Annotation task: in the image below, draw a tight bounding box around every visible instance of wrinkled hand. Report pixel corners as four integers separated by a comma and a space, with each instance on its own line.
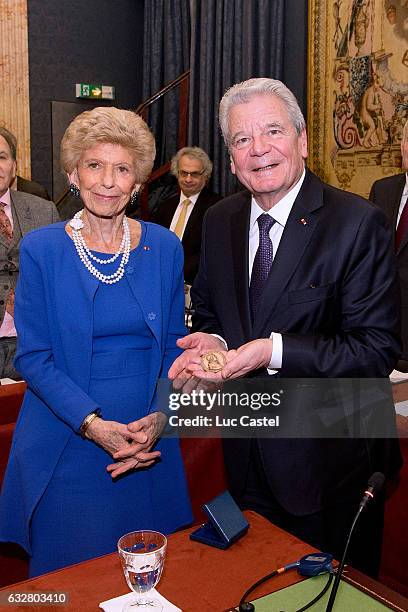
219, 339, 273, 379
186, 339, 272, 381
168, 333, 226, 391
106, 412, 167, 478
186, 349, 235, 382
190, 338, 272, 381
85, 417, 132, 456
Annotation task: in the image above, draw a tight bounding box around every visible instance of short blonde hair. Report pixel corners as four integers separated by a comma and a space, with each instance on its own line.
60, 107, 156, 183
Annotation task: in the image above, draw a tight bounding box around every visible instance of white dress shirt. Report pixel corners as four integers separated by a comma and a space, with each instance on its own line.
169, 191, 200, 238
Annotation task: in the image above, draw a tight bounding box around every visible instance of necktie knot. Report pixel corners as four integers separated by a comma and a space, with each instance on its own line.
257, 213, 275, 234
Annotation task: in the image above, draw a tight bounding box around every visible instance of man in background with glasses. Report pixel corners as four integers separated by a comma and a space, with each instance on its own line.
151, 146, 219, 285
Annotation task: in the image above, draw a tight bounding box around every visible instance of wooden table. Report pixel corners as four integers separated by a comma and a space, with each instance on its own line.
0, 512, 407, 612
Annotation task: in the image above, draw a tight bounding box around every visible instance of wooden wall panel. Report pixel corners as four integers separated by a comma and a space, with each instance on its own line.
0, 0, 30, 178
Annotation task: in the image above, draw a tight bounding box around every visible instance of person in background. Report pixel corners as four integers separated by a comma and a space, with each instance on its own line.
169, 78, 401, 578
369, 119, 408, 371
0, 108, 191, 576
151, 146, 220, 284
0, 127, 58, 379
0, 125, 51, 200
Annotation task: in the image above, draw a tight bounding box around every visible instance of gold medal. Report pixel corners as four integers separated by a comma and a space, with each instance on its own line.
201, 351, 226, 372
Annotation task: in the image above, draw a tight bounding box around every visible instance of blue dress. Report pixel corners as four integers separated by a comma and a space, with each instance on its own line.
0, 221, 192, 577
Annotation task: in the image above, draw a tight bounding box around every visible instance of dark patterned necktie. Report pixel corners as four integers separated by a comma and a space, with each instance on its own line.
0, 204, 14, 319
0, 203, 13, 241
395, 196, 408, 252
250, 213, 275, 321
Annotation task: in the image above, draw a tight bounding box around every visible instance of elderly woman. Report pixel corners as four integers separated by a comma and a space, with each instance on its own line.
0, 107, 192, 576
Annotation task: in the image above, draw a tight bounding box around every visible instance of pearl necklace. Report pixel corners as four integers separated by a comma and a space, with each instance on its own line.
69, 209, 131, 284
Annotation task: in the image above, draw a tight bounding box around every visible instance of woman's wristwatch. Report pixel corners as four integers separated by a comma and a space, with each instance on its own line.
80, 411, 100, 438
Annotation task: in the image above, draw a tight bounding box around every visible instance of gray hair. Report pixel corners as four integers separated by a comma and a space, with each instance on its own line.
170, 146, 212, 181
219, 78, 306, 147
0, 127, 17, 160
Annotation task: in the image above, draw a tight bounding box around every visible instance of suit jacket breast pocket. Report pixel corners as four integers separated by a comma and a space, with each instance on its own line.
288, 283, 335, 304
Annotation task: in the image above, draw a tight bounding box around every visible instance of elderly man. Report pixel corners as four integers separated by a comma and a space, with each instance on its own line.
369, 120, 408, 371
169, 78, 401, 577
151, 146, 219, 284
0, 127, 59, 378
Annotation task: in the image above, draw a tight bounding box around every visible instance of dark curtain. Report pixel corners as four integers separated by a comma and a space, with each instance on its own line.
188, 0, 285, 196
142, 0, 305, 197
143, 0, 191, 168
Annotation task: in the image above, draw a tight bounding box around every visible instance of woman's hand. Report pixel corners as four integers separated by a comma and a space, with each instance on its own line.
106, 412, 167, 478
85, 417, 132, 455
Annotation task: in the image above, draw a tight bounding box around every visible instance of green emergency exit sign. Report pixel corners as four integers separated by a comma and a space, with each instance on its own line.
76, 83, 115, 100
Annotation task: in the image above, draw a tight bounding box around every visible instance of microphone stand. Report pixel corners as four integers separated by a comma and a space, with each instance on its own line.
325, 509, 361, 612
325, 472, 384, 612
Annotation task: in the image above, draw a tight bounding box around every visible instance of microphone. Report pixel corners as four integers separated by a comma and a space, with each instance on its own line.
325, 472, 385, 612
359, 471, 385, 511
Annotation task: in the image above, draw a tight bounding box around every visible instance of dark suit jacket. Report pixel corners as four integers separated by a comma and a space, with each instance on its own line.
369, 173, 408, 364
16, 176, 51, 201
151, 187, 220, 284
192, 170, 401, 515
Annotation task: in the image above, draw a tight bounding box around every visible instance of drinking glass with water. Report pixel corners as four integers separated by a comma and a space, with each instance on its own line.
118, 530, 167, 610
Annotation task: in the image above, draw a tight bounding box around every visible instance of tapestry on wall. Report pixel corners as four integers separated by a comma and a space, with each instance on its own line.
308, 0, 408, 198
